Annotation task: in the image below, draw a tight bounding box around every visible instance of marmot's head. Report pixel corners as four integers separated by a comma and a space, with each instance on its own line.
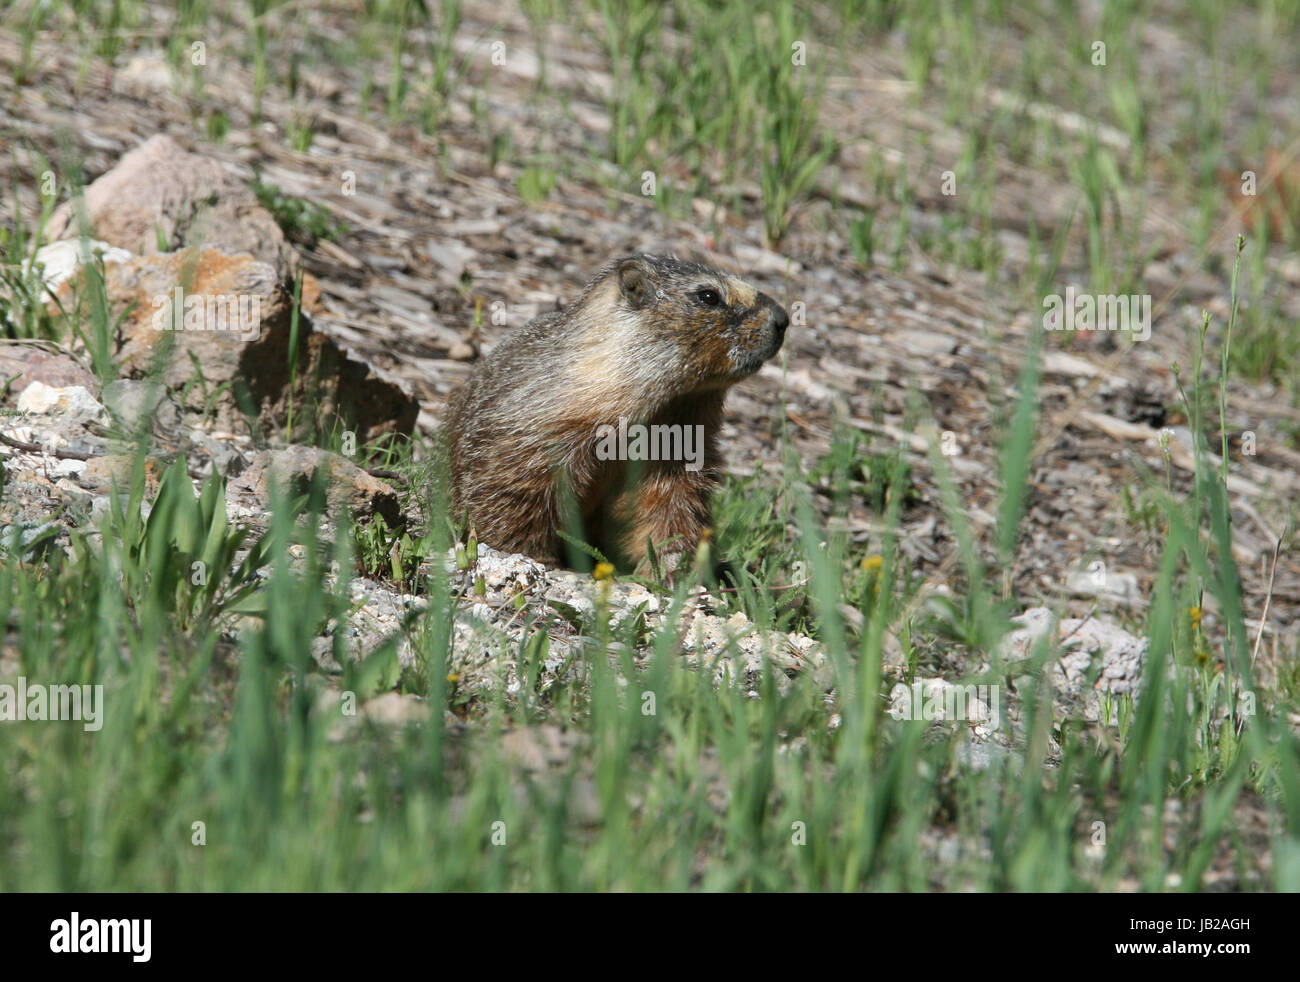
581, 254, 788, 398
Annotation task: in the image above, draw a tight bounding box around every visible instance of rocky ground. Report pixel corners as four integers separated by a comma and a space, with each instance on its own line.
0, 3, 1297, 822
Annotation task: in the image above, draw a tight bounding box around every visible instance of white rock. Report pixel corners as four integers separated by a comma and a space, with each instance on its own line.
25, 239, 132, 291
1065, 567, 1142, 606
16, 381, 107, 424
997, 606, 1149, 705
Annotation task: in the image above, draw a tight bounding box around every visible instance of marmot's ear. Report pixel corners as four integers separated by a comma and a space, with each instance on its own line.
617, 258, 653, 309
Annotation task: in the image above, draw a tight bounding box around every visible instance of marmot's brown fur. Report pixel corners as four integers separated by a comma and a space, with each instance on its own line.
446, 254, 788, 570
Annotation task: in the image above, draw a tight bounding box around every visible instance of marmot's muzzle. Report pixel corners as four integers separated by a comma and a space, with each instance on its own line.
759, 292, 789, 358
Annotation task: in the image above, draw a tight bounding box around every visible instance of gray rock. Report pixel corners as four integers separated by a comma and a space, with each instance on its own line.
101, 379, 182, 435
227, 446, 401, 525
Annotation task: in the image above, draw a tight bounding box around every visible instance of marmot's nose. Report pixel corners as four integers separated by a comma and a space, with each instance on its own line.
763, 294, 789, 334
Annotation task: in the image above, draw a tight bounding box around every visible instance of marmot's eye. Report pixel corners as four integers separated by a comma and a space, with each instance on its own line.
694, 288, 722, 307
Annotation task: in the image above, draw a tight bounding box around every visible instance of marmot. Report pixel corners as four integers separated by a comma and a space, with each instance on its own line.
446, 254, 788, 571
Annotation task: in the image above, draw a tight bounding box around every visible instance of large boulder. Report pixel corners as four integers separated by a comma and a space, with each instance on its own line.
46, 134, 297, 284
57, 247, 416, 444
